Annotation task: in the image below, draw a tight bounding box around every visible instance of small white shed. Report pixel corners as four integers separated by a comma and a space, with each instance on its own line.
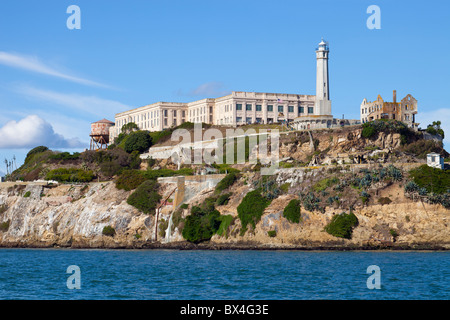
427, 152, 444, 170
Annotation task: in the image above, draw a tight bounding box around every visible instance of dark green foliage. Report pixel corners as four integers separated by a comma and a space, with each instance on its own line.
267, 230, 277, 237
25, 146, 49, 164
409, 165, 450, 194
115, 170, 147, 191
378, 197, 392, 205
324, 212, 359, 239
124, 130, 153, 153
283, 199, 301, 223
102, 225, 116, 237
23, 191, 31, 198
0, 220, 10, 232
216, 193, 232, 206
180, 203, 189, 209
49, 152, 80, 161
215, 172, 239, 194
426, 121, 445, 138
45, 168, 95, 183
361, 124, 377, 138
126, 179, 162, 214
182, 198, 222, 243
121, 122, 139, 133
237, 189, 271, 234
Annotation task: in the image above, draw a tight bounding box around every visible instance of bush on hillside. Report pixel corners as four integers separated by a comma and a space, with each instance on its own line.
324, 211, 359, 239
283, 199, 301, 223
45, 168, 95, 183
237, 189, 271, 234
408, 164, 450, 194
126, 179, 162, 214
24, 146, 49, 164
215, 172, 239, 194
124, 130, 153, 153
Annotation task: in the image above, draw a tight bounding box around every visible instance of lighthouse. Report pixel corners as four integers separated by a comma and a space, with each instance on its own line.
315, 38, 332, 116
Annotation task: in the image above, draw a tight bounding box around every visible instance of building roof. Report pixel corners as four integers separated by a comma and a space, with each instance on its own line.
93, 118, 115, 124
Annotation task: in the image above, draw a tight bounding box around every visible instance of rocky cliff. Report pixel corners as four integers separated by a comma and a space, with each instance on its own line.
0, 173, 448, 250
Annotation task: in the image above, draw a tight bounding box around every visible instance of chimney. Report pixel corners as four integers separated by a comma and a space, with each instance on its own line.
393, 90, 397, 103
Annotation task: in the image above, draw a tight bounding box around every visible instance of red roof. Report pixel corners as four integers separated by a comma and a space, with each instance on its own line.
93, 118, 115, 124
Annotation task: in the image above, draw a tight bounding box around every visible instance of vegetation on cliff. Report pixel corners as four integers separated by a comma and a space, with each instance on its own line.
324, 211, 359, 239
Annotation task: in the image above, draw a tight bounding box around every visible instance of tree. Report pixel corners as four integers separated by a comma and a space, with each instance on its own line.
426, 121, 445, 138
123, 130, 153, 153
121, 122, 139, 134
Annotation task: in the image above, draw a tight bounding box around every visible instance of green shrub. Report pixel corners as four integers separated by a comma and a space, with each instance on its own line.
362, 124, 377, 138
49, 152, 80, 161
115, 170, 147, 191
216, 215, 233, 237
45, 168, 94, 183
313, 177, 339, 192
216, 193, 231, 206
25, 146, 49, 164
237, 189, 270, 234
409, 164, 450, 194
267, 230, 277, 237
180, 203, 189, 209
378, 197, 392, 205
23, 191, 31, 198
102, 225, 116, 237
283, 199, 301, 223
0, 220, 10, 232
126, 179, 162, 214
324, 211, 359, 239
182, 208, 222, 243
124, 130, 153, 153
0, 204, 7, 214
215, 172, 239, 194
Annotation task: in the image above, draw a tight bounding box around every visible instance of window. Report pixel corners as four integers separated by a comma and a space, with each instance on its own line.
173, 110, 177, 117
236, 104, 242, 110
308, 107, 314, 114
298, 106, 304, 114
164, 110, 168, 117
164, 119, 168, 126
278, 106, 284, 113
256, 118, 262, 123
256, 105, 262, 112
288, 106, 294, 113
210, 106, 213, 113
246, 117, 252, 124
246, 104, 252, 111
182, 111, 185, 117
236, 117, 242, 123
267, 105, 273, 112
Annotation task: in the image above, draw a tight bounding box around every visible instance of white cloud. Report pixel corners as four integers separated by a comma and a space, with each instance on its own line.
183, 81, 231, 97
0, 51, 109, 88
16, 85, 130, 118
0, 115, 85, 149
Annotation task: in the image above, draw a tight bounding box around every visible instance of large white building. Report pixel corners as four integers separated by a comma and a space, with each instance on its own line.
110, 39, 353, 142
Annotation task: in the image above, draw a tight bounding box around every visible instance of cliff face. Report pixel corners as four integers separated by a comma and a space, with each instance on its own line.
0, 182, 158, 248
0, 176, 448, 249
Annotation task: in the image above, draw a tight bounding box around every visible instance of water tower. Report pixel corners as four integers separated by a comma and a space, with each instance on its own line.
90, 119, 114, 150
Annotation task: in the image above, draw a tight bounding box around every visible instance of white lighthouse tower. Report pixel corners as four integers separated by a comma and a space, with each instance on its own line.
315, 38, 332, 116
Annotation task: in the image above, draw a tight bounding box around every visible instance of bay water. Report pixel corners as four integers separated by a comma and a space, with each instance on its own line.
0, 249, 448, 300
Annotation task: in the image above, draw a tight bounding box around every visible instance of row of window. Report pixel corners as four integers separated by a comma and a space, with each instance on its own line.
236, 104, 314, 114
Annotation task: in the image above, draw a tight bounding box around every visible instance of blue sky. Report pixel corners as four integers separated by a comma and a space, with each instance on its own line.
0, 0, 449, 175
